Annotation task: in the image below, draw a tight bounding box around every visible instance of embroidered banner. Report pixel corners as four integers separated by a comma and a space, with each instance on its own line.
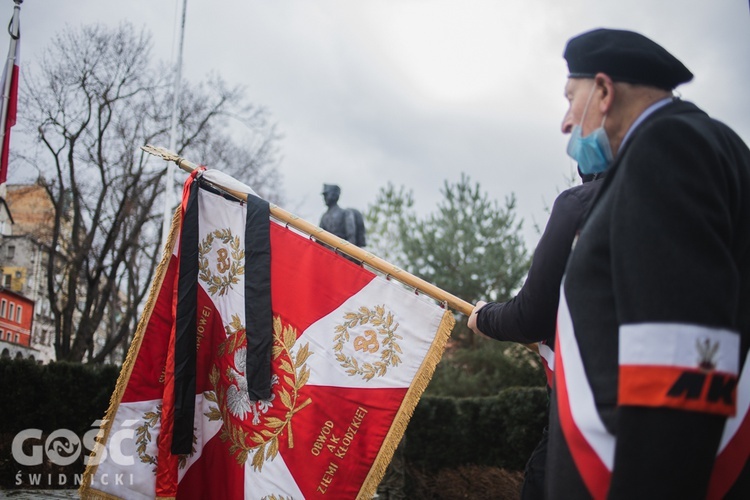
80, 173, 454, 499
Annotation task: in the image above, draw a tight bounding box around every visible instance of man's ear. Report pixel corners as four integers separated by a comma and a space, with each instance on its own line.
594, 73, 615, 113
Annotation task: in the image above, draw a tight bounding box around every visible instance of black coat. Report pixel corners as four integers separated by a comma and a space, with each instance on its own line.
548, 99, 750, 499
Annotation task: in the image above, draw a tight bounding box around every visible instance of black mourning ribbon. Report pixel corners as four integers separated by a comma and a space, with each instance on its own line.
244, 193, 272, 401
172, 176, 200, 455
172, 182, 273, 455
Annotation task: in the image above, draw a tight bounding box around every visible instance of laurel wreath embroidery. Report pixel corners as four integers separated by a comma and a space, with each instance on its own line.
135, 405, 195, 471
204, 315, 313, 471
198, 228, 245, 296
333, 305, 402, 381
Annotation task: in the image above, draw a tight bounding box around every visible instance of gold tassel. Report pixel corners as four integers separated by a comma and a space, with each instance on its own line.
79, 208, 182, 499
356, 309, 455, 499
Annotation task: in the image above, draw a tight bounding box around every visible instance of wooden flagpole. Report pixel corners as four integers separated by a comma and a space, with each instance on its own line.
142, 144, 476, 316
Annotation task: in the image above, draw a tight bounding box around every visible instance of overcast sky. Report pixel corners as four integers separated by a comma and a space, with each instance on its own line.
9, 0, 750, 248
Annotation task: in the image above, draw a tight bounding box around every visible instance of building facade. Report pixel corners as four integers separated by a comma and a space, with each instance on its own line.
1, 184, 56, 362
0, 287, 42, 361
1, 182, 129, 364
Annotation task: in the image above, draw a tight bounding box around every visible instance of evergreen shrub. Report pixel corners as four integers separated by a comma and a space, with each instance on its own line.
405, 387, 548, 472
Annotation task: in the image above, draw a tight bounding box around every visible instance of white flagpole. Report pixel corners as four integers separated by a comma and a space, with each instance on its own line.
0, 0, 21, 200
160, 0, 188, 249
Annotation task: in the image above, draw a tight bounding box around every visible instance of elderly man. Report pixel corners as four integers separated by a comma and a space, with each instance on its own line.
549, 29, 750, 499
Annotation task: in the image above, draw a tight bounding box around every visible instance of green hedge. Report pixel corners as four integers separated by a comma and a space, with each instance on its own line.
405, 387, 549, 471
0, 359, 120, 489
0, 358, 119, 435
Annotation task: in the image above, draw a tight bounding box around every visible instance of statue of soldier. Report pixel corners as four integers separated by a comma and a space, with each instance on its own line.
319, 184, 365, 247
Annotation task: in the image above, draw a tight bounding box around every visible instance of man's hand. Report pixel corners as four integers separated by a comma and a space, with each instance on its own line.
467, 300, 487, 335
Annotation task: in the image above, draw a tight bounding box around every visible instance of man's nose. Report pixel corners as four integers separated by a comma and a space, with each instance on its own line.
561, 112, 574, 134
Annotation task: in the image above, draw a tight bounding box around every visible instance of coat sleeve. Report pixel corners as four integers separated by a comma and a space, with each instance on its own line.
607, 116, 740, 498
476, 188, 587, 344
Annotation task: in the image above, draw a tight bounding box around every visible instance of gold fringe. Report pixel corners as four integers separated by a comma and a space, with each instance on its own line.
79, 208, 182, 500
76, 488, 126, 500
357, 309, 455, 500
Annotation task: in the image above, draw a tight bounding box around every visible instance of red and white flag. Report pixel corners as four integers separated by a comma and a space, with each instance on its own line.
0, 1, 20, 190
81, 169, 454, 499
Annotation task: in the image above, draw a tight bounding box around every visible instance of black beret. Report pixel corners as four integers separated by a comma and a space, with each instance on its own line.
564, 28, 693, 90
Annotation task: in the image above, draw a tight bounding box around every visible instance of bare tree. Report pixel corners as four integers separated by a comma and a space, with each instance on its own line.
21, 23, 283, 362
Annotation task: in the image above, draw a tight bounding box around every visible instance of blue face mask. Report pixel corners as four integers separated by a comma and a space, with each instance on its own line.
566, 123, 613, 175
566, 84, 613, 175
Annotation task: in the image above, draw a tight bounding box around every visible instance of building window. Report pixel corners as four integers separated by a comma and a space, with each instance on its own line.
16, 306, 22, 323
15, 333, 19, 343
8, 303, 14, 320
0, 329, 3, 339
0, 299, 5, 317
6, 245, 15, 259
3, 275, 9, 287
